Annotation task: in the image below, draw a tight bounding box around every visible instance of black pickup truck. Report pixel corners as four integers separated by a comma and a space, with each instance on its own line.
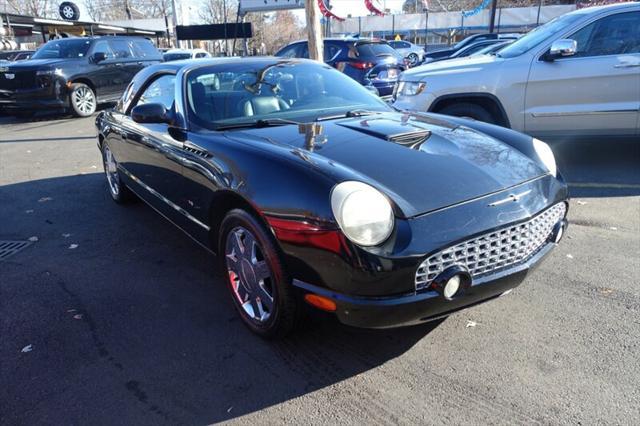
0, 36, 162, 117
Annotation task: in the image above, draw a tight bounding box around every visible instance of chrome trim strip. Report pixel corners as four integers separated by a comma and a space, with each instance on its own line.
119, 167, 210, 231
488, 189, 532, 207
531, 109, 637, 118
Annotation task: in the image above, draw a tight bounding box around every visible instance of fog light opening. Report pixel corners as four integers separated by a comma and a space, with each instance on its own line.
554, 224, 564, 243
444, 275, 461, 299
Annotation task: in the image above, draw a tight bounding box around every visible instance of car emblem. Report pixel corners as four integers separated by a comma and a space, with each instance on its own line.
488, 189, 532, 207
4, 73, 15, 80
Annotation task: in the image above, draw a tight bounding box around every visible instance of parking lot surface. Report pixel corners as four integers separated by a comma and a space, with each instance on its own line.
1, 113, 639, 424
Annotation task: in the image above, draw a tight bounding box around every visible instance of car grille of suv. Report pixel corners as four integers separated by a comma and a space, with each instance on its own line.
415, 203, 566, 292
0, 71, 36, 91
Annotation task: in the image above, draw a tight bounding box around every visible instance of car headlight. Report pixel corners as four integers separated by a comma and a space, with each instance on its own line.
331, 181, 394, 246
397, 81, 426, 97
532, 138, 557, 177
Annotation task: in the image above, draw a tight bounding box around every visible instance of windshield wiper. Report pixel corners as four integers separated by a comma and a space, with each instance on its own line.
316, 109, 378, 121
215, 118, 300, 131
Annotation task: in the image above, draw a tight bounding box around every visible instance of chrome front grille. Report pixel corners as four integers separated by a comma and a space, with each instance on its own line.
415, 203, 566, 292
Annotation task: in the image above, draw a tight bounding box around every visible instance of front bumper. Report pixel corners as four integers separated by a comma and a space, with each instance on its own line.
294, 240, 556, 329
0, 84, 68, 111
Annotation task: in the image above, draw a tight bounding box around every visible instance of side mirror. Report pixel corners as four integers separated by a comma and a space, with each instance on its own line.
92, 52, 107, 63
131, 103, 172, 124
545, 39, 577, 61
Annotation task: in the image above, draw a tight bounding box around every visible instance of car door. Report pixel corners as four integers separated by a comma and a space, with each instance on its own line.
87, 40, 120, 100
108, 38, 141, 95
524, 10, 640, 139
116, 74, 187, 223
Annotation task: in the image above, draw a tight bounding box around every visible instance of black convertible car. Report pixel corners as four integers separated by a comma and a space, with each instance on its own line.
95, 58, 569, 338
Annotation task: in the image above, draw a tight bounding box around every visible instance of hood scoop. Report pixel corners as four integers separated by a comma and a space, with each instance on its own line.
387, 130, 431, 149
337, 117, 432, 150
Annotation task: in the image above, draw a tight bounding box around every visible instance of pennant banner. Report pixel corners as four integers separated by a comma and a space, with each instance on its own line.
364, 0, 385, 17
318, 0, 345, 21
461, 0, 491, 18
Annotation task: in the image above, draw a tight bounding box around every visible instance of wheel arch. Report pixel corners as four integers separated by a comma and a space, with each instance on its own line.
207, 189, 274, 254
429, 93, 511, 128
69, 77, 97, 97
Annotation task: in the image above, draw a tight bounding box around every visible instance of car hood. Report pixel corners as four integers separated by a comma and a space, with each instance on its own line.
3, 58, 81, 70
224, 112, 545, 218
400, 54, 501, 80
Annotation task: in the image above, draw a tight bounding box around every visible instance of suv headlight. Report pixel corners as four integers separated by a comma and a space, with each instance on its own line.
397, 81, 426, 96
331, 181, 394, 247
532, 138, 557, 177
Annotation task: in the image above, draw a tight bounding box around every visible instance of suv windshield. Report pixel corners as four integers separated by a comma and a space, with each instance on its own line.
186, 60, 390, 130
32, 39, 91, 59
498, 12, 588, 58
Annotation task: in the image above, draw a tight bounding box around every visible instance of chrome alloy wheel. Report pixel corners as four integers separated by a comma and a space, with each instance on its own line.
61, 5, 74, 19
225, 226, 274, 323
103, 146, 120, 197
72, 86, 96, 115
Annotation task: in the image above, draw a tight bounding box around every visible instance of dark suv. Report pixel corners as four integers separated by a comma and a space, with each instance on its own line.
0, 36, 162, 117
275, 38, 406, 97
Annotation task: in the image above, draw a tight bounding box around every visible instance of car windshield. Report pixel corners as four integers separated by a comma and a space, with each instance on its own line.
164, 52, 192, 61
32, 39, 91, 59
356, 42, 401, 58
498, 12, 588, 58
186, 60, 391, 130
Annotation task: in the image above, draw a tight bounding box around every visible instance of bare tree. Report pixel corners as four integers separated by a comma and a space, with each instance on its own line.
3, 0, 57, 17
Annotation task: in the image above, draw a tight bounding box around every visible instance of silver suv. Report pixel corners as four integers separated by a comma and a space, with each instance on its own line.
393, 3, 640, 140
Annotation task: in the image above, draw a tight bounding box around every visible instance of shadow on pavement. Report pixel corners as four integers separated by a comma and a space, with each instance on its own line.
0, 173, 440, 424
550, 139, 640, 198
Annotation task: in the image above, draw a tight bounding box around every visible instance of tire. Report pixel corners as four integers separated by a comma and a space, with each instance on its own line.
407, 53, 419, 66
219, 209, 300, 338
438, 102, 497, 125
59, 2, 80, 21
101, 143, 135, 204
69, 83, 96, 117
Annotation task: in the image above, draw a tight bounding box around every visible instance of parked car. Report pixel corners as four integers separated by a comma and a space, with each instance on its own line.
0, 50, 34, 62
394, 3, 640, 140
275, 38, 406, 97
469, 40, 514, 57
95, 57, 568, 337
439, 39, 514, 62
163, 48, 211, 61
388, 40, 425, 66
423, 33, 518, 63
0, 36, 162, 117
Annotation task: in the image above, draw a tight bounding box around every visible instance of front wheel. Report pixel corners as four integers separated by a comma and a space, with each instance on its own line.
407, 53, 419, 66
438, 102, 496, 125
219, 209, 300, 338
69, 83, 96, 117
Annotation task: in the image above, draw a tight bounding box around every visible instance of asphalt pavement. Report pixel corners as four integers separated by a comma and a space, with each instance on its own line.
1, 113, 639, 425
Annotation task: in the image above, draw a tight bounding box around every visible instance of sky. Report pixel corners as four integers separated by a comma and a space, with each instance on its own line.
75, 0, 408, 23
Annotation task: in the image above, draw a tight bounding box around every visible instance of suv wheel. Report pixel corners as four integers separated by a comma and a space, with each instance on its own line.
69, 83, 96, 117
439, 102, 496, 125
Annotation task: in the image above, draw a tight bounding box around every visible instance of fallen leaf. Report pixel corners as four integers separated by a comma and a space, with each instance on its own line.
465, 320, 478, 328
67, 309, 77, 313
577, 200, 587, 205
26, 150, 31, 153
28, 236, 39, 242
609, 227, 618, 231
73, 314, 83, 320
90, 165, 97, 169
25, 209, 34, 214
38, 197, 52, 203
21, 344, 33, 353
62, 233, 71, 238
598, 288, 614, 296
68, 244, 79, 249
566, 254, 574, 259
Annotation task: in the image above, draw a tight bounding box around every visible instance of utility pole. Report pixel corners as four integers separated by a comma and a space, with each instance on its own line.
124, 0, 132, 19
171, 0, 179, 48
305, 0, 323, 61
488, 0, 498, 33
